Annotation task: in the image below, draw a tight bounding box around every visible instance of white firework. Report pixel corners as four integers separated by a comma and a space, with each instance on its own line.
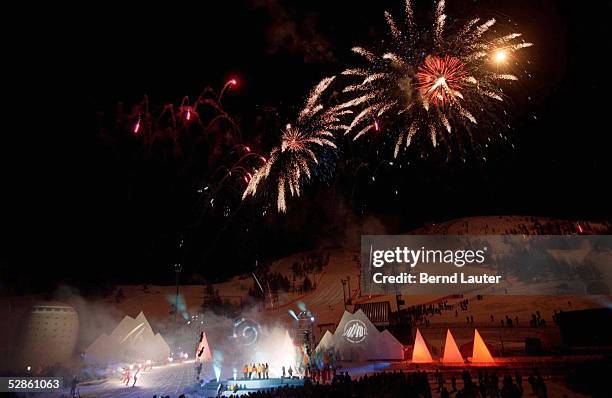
340, 0, 533, 157
243, 77, 346, 212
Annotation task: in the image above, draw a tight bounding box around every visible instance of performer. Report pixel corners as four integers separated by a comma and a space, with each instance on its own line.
216, 382, 223, 397
243, 364, 248, 379
132, 368, 140, 387
70, 375, 78, 396
196, 362, 203, 382
124, 368, 131, 386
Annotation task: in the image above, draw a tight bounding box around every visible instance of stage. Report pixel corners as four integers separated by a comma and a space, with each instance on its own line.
198, 377, 305, 397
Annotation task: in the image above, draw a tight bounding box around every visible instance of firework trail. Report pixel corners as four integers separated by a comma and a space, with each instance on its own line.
242, 77, 347, 212
340, 0, 532, 157
116, 80, 257, 225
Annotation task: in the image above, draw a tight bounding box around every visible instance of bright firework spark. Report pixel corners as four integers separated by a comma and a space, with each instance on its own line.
242, 76, 346, 212
492, 49, 508, 64
340, 0, 532, 157
416, 55, 467, 108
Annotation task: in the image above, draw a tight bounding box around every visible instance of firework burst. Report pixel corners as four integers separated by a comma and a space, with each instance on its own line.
340, 0, 532, 157
242, 77, 347, 212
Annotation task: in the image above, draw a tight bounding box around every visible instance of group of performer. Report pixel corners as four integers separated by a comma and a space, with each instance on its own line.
119, 361, 152, 387
120, 367, 141, 387
304, 364, 335, 384
281, 365, 294, 379
242, 363, 270, 379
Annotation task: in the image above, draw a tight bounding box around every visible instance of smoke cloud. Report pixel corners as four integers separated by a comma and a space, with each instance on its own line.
53, 285, 123, 353
252, 0, 335, 62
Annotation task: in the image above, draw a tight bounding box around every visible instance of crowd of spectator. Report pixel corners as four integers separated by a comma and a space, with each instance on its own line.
219, 368, 548, 398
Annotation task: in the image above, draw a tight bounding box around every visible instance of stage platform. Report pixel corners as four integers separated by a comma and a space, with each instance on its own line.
198, 377, 305, 397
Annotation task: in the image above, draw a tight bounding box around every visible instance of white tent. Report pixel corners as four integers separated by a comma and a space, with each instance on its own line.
195, 331, 212, 363
315, 310, 403, 361
85, 311, 170, 363
317, 330, 334, 351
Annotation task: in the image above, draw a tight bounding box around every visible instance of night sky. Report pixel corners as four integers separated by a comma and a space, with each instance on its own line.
3, 0, 611, 293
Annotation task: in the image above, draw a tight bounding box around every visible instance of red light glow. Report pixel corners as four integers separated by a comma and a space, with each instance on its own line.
472, 329, 495, 364
442, 329, 464, 364
411, 328, 433, 363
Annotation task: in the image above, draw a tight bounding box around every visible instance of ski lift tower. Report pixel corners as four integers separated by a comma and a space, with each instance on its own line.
297, 310, 315, 356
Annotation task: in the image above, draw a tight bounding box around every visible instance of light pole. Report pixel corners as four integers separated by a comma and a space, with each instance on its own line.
174, 262, 182, 340
341, 279, 347, 310
172, 235, 186, 350
346, 276, 352, 305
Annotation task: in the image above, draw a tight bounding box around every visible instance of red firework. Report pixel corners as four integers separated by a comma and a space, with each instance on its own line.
416, 55, 467, 107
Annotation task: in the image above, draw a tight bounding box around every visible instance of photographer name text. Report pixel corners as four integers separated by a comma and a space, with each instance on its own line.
372, 272, 501, 285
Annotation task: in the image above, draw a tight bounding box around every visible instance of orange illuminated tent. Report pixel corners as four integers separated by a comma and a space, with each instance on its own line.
471, 329, 495, 364
411, 328, 433, 363
442, 329, 464, 364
